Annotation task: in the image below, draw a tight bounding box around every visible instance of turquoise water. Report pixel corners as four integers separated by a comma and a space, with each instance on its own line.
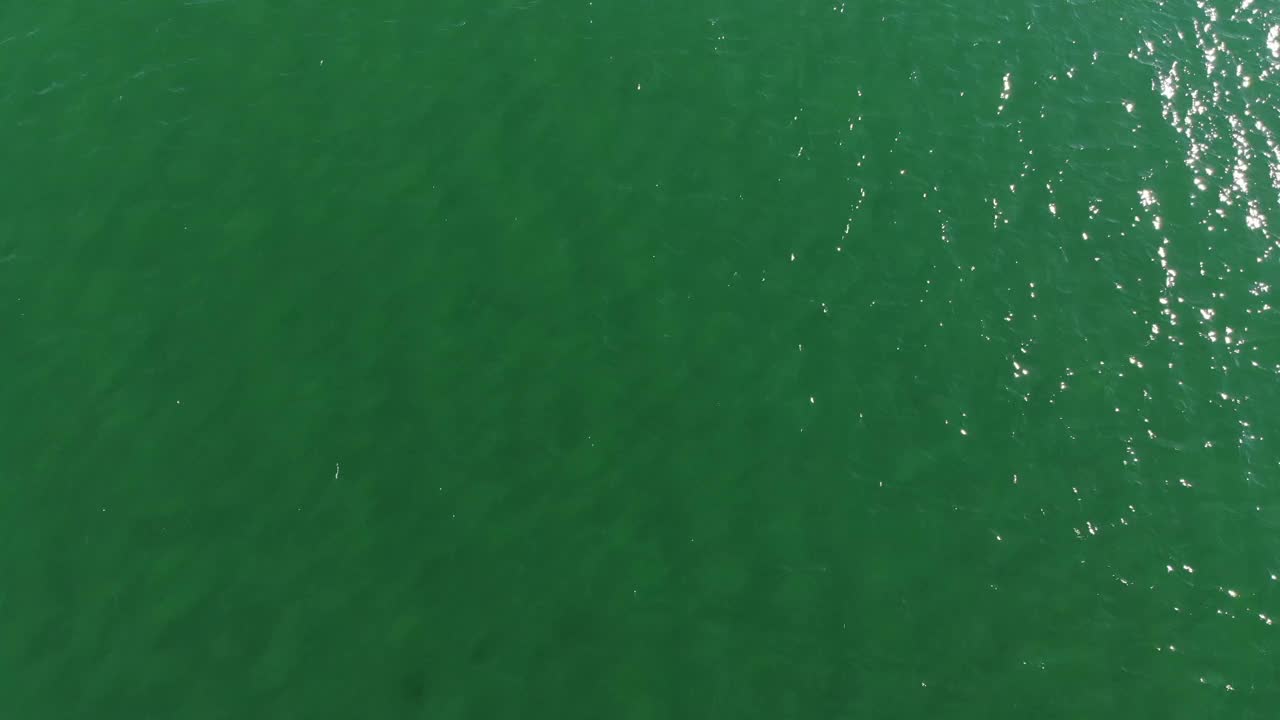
3, 0, 1280, 716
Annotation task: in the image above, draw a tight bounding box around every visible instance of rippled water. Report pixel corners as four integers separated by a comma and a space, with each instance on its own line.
2, 0, 1279, 716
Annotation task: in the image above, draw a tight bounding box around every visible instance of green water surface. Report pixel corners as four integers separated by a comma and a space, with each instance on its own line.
3, 0, 1280, 717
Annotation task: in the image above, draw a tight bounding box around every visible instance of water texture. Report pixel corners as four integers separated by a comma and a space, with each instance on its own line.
2, 0, 1279, 717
